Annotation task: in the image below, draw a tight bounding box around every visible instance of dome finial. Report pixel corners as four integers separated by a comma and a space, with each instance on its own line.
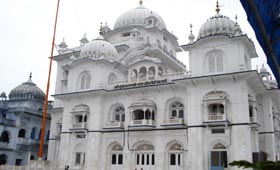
99, 22, 103, 36
29, 72, 32, 79
235, 15, 238, 25
216, 0, 220, 14
139, 0, 143, 5
190, 24, 193, 33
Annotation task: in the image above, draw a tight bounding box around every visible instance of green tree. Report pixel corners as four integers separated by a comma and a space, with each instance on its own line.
229, 160, 280, 170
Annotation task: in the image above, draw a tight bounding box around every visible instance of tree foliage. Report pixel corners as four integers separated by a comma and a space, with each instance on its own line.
229, 160, 280, 170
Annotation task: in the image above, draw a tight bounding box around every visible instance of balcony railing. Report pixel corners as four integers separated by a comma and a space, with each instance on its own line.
207, 114, 226, 121
0, 142, 9, 149
130, 119, 155, 127
163, 118, 185, 125
71, 123, 87, 130
17, 138, 30, 145
104, 121, 124, 129
0, 118, 16, 126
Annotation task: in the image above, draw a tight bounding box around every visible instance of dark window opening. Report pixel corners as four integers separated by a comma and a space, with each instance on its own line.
0, 131, 9, 143
111, 154, 116, 165
18, 129, 26, 138
170, 154, 176, 165
118, 154, 123, 165
15, 159, 22, 166
212, 129, 225, 134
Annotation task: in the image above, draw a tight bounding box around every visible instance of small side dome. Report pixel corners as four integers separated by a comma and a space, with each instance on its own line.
113, 2, 166, 30
80, 38, 118, 62
197, 2, 240, 39
260, 64, 268, 73
9, 74, 45, 102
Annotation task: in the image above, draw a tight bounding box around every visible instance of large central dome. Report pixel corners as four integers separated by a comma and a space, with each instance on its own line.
113, 3, 166, 30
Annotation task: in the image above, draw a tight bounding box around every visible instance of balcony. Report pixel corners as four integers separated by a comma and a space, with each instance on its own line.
70, 123, 88, 131
203, 114, 229, 126
0, 142, 10, 149
0, 118, 16, 127
250, 117, 260, 128
162, 118, 185, 127
17, 138, 30, 145
104, 121, 124, 129
129, 119, 155, 128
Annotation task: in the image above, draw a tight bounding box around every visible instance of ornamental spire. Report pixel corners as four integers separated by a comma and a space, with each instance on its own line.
235, 15, 238, 25
139, 0, 143, 5
216, 0, 220, 14
99, 22, 103, 36
29, 72, 32, 79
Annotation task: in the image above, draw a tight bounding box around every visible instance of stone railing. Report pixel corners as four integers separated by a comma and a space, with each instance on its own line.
131, 119, 155, 126
0, 118, 16, 126
72, 123, 87, 129
207, 114, 226, 121
163, 118, 184, 124
104, 121, 124, 128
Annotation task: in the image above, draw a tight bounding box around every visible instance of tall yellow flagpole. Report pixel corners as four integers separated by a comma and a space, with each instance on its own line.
38, 0, 61, 159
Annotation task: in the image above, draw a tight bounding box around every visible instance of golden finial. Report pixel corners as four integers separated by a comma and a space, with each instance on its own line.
139, 0, 143, 5
216, 0, 220, 13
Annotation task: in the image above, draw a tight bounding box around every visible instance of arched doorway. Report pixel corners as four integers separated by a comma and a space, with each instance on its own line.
134, 143, 155, 170
210, 143, 228, 170
0, 154, 7, 165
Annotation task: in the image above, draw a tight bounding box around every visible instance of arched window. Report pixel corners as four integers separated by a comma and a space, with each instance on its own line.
148, 67, 155, 80
139, 67, 147, 81
38, 129, 42, 140
18, 129, 26, 138
130, 69, 138, 82
208, 104, 224, 115
135, 143, 155, 169
168, 143, 184, 169
80, 72, 91, 90
74, 144, 86, 166
30, 127, 36, 139
158, 67, 163, 77
210, 143, 227, 169
46, 130, 50, 141
114, 106, 125, 122
207, 52, 223, 73
109, 143, 123, 169
108, 73, 117, 84
30, 155, 35, 160
170, 102, 184, 119
0, 154, 7, 165
0, 131, 9, 143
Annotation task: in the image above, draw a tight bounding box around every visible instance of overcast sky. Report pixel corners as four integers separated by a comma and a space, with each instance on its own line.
0, 0, 270, 98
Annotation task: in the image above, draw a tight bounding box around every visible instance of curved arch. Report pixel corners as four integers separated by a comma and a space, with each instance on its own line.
209, 139, 227, 150
165, 98, 184, 119
148, 66, 156, 80
0, 130, 10, 143
108, 141, 123, 151
73, 143, 86, 166
165, 140, 184, 151
108, 73, 117, 84
139, 67, 147, 81
30, 127, 36, 139
78, 71, 91, 90
18, 129, 26, 138
0, 154, 7, 165
108, 103, 125, 122
204, 50, 225, 73
133, 141, 154, 150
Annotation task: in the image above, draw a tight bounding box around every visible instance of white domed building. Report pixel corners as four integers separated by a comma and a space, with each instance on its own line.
0, 74, 51, 166
47, 1, 280, 170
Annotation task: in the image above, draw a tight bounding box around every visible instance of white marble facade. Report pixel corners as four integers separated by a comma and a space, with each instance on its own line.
47, 1, 280, 170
